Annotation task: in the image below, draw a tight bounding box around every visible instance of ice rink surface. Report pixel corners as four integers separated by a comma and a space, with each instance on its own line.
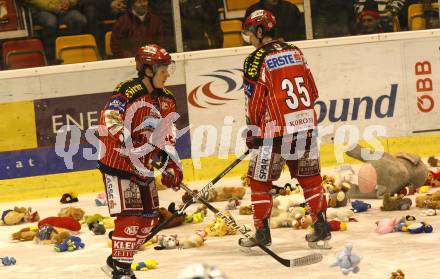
1, 168, 440, 279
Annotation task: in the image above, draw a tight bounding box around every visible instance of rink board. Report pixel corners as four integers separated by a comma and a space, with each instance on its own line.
0, 30, 440, 201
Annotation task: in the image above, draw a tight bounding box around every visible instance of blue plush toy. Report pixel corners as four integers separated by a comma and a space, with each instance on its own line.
407, 222, 433, 234
351, 200, 371, 213
330, 243, 361, 275
1, 256, 16, 266
55, 236, 85, 252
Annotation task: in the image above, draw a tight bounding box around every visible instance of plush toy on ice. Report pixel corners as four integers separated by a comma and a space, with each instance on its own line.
1, 256, 16, 266
330, 243, 361, 275
351, 200, 371, 213
1, 207, 40, 225
55, 236, 85, 252
131, 260, 158, 271
345, 144, 428, 199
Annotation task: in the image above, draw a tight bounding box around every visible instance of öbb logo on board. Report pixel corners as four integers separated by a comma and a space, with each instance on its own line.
415, 61, 434, 113
315, 84, 397, 123
188, 69, 242, 108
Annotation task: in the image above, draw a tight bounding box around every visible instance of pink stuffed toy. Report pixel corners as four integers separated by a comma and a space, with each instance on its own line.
375, 218, 398, 234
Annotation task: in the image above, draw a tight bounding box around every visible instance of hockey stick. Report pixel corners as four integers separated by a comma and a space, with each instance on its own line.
141, 150, 250, 244
155, 165, 323, 268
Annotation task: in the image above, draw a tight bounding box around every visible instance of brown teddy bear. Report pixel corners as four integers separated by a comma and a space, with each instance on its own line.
291, 207, 312, 230
390, 269, 405, 279
416, 190, 440, 209
58, 207, 85, 221
12, 226, 39, 241
157, 202, 186, 229
381, 193, 412, 211
327, 180, 351, 208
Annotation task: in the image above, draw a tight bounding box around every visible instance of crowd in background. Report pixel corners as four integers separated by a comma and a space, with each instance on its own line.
0, 0, 439, 67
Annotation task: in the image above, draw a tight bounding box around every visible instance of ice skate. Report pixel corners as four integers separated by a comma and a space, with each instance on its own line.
101, 255, 137, 279
306, 212, 332, 250
239, 219, 271, 255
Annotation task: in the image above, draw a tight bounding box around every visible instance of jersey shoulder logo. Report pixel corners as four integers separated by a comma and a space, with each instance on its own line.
116, 79, 145, 100
264, 49, 304, 71
244, 47, 267, 81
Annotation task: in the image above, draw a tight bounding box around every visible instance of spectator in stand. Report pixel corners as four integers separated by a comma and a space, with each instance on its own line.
354, 0, 406, 32
110, 0, 164, 58
179, 0, 223, 51
245, 0, 304, 42
357, 0, 384, 34
78, 0, 127, 57
425, 8, 439, 28
149, 0, 176, 52
311, 0, 355, 38
27, 0, 87, 64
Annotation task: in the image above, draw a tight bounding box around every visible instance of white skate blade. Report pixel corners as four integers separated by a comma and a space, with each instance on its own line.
101, 265, 113, 278
308, 240, 332, 250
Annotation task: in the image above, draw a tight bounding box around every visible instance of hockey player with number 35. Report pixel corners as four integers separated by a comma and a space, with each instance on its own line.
239, 10, 331, 250
97, 44, 183, 278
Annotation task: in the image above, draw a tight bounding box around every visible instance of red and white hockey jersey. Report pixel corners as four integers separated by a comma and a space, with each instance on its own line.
243, 41, 319, 139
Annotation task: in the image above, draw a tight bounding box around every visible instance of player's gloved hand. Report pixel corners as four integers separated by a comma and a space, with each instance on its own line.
161, 161, 183, 191
244, 128, 257, 150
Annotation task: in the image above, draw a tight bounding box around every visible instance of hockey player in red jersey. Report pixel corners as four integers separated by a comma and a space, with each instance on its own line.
97, 44, 183, 278
239, 10, 331, 250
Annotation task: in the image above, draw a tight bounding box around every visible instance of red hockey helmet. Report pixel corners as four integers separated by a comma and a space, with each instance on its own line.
243, 9, 276, 36
135, 44, 174, 73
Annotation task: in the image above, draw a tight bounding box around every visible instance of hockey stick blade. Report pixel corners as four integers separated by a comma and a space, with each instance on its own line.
289, 253, 323, 267
141, 150, 249, 244
174, 182, 322, 268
